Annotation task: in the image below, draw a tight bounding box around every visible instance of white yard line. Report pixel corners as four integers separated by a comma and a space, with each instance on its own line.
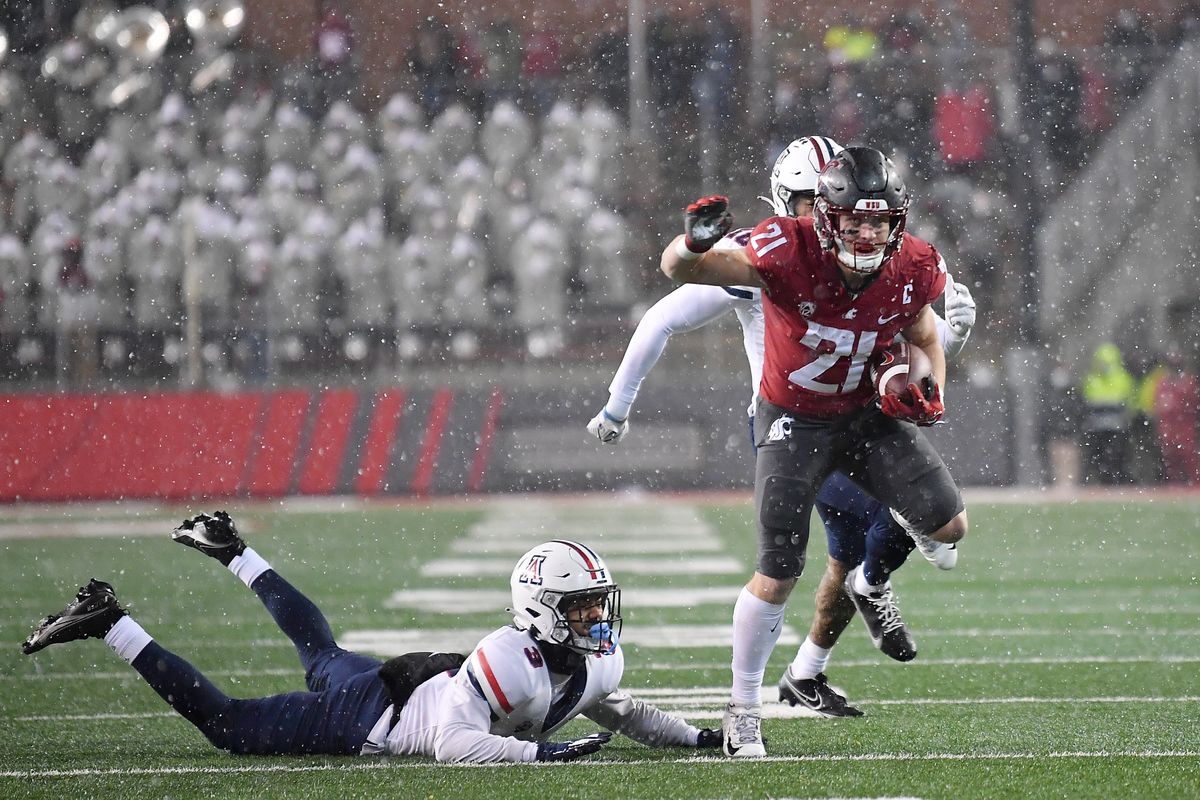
425, 501, 734, 575
4, 485, 1199, 522
0, 518, 191, 539
13, 695, 1198, 724
385, 586, 743, 612
636, 653, 1200, 671
420, 555, 744, 577
448, 536, 724, 554
928, 627, 1200, 637
1, 749, 1197, 779
619, 686, 1200, 703
337, 625, 803, 653
7, 653, 1200, 684
634, 695, 1200, 713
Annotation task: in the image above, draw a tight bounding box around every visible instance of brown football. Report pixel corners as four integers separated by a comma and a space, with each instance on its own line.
871, 342, 934, 403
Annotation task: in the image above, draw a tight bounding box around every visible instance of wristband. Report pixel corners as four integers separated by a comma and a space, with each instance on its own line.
675, 238, 704, 261
602, 408, 627, 425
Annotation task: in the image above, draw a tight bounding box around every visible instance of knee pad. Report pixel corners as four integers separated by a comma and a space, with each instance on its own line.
757, 475, 812, 579
759, 474, 810, 531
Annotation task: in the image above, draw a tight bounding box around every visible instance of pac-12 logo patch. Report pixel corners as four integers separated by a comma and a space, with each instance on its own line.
799, 301, 817, 317
518, 555, 546, 586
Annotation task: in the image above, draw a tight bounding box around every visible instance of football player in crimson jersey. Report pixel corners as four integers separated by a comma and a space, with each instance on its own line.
21, 513, 722, 763
587, 137, 977, 722
660, 146, 968, 757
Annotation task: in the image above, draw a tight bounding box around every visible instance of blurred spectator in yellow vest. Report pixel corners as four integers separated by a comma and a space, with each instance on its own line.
824, 15, 877, 67
1081, 342, 1136, 484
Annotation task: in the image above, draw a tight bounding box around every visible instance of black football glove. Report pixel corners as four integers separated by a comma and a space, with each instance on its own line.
535, 731, 613, 762
695, 728, 723, 748
176, 511, 240, 542
683, 195, 734, 254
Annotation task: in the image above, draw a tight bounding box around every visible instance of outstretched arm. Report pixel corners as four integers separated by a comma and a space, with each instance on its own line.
660, 195, 764, 288
661, 235, 762, 287
596, 285, 739, 426
585, 689, 721, 749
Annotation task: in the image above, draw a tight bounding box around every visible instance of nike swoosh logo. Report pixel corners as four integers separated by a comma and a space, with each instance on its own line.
769, 620, 781, 633
877, 313, 901, 324
797, 688, 822, 706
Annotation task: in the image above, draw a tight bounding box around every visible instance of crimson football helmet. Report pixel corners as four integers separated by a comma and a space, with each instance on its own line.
814, 146, 909, 275
509, 540, 622, 655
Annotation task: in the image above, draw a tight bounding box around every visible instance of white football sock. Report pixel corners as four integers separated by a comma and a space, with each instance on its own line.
852, 564, 887, 595
229, 547, 271, 589
104, 615, 152, 663
730, 587, 786, 708
789, 636, 832, 680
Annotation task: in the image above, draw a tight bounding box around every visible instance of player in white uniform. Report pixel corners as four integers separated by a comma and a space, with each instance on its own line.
587, 137, 977, 718
22, 513, 721, 763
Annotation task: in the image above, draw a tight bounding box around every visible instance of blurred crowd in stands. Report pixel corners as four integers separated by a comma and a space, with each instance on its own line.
1046, 340, 1200, 488
0, 1, 1197, 390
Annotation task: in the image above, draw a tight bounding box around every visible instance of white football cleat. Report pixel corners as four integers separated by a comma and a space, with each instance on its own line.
721, 702, 766, 758
908, 530, 958, 570
890, 509, 957, 570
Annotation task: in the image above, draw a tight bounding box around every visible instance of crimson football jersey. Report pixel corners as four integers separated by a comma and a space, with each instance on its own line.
748, 215, 947, 419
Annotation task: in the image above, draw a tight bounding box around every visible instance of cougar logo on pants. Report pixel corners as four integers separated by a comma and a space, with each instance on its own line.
765, 415, 795, 443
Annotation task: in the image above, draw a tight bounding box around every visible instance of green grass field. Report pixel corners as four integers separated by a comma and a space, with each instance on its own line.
2, 493, 1198, 799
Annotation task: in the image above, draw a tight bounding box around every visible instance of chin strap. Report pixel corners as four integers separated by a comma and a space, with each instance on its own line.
756, 194, 781, 215
835, 240, 885, 274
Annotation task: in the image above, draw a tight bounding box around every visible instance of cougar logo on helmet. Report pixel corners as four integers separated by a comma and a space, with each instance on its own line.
814, 146, 909, 276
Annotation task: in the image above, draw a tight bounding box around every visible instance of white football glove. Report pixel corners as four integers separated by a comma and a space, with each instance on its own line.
587, 408, 628, 444
945, 280, 977, 338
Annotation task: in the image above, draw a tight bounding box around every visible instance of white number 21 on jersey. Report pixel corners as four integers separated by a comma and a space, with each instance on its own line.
749, 223, 787, 257
789, 322, 877, 394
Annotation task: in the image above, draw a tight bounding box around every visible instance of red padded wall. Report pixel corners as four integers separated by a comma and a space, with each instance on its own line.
0, 386, 501, 502
1, 392, 263, 501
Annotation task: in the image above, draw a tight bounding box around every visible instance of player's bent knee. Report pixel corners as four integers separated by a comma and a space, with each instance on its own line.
748, 572, 796, 604
755, 544, 806, 583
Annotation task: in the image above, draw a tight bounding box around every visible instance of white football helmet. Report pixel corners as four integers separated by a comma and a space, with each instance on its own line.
510, 540, 622, 655
765, 135, 843, 216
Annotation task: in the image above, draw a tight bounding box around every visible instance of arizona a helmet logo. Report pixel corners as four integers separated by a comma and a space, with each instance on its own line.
518, 554, 546, 586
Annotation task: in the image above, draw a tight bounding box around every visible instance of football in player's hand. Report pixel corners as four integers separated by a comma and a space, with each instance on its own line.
871, 342, 934, 404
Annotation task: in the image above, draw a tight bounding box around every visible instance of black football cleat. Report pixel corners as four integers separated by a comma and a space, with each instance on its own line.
171, 511, 246, 566
778, 669, 864, 717
844, 567, 917, 662
22, 579, 127, 655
